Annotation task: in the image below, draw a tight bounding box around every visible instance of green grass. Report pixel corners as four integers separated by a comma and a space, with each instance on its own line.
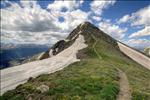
1, 59, 119, 100
1, 36, 150, 100
94, 39, 150, 100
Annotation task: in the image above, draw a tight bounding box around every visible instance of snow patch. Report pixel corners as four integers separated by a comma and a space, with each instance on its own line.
0, 35, 87, 95
37, 52, 46, 60
79, 30, 82, 34
55, 48, 58, 52
80, 22, 86, 28
117, 42, 150, 70
64, 39, 69, 42
71, 31, 82, 40
49, 49, 53, 57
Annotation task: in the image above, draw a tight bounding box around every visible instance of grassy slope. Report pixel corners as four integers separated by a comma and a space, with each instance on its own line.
1, 36, 150, 100
95, 39, 150, 100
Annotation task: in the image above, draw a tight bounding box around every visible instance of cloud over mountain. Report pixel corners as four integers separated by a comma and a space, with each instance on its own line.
99, 20, 127, 39
118, 6, 150, 38
129, 26, 150, 38
1, 1, 90, 45
90, 1, 116, 15
1, 0, 149, 49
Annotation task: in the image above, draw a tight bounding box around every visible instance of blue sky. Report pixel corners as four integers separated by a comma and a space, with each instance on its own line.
1, 0, 150, 49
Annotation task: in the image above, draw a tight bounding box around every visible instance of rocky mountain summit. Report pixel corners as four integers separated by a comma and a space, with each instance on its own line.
29, 22, 118, 61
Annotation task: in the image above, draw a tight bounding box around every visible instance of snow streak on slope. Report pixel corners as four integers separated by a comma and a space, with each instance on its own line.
117, 42, 150, 70
0, 35, 87, 95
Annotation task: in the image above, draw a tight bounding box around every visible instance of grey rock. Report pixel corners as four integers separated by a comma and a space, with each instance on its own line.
36, 85, 49, 93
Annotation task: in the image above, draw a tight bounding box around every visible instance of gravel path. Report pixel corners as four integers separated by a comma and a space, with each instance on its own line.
117, 69, 131, 100
90, 35, 132, 100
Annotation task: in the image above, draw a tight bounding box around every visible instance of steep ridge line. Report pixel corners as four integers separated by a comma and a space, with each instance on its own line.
91, 34, 131, 100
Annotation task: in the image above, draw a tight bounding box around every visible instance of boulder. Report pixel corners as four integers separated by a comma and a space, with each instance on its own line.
36, 84, 49, 93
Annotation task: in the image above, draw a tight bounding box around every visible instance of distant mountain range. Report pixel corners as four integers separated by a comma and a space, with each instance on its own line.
0, 44, 49, 69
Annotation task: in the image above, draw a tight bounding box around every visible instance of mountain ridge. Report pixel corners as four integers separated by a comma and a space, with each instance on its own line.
36, 22, 118, 60
19, 21, 149, 70
1, 22, 150, 100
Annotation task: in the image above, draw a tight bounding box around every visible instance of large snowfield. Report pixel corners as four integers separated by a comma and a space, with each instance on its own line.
0, 34, 87, 95
117, 42, 150, 70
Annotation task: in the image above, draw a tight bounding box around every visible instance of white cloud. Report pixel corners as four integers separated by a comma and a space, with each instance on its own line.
131, 5, 150, 26
1, 0, 88, 45
69, 9, 89, 27
129, 26, 150, 38
50, 7, 89, 32
47, 0, 88, 31
47, 0, 83, 12
118, 14, 130, 24
92, 16, 102, 21
79, 0, 84, 5
118, 5, 150, 27
118, 5, 150, 44
98, 21, 127, 39
1, 29, 67, 45
1, 1, 58, 32
90, 0, 116, 15
126, 39, 150, 49
70, 9, 88, 19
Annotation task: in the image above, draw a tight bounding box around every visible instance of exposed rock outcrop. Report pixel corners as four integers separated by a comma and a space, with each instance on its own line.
144, 47, 150, 57
36, 85, 49, 93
